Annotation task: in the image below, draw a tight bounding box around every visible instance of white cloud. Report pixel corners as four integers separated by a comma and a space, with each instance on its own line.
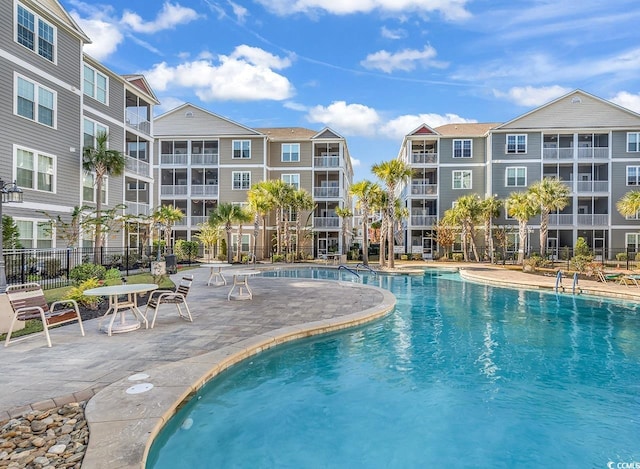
610, 91, 640, 113
155, 96, 187, 114
255, 0, 471, 21
284, 101, 309, 112
71, 12, 124, 61
121, 2, 200, 34
228, 1, 249, 23
381, 26, 406, 40
493, 85, 571, 107
141, 46, 295, 101
306, 102, 381, 136
380, 113, 477, 140
351, 157, 362, 167
361, 45, 447, 73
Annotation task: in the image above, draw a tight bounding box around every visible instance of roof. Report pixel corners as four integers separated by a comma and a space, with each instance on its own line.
254, 127, 317, 139
434, 123, 500, 137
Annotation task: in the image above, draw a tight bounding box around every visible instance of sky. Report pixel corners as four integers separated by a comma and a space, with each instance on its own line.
63, 0, 640, 182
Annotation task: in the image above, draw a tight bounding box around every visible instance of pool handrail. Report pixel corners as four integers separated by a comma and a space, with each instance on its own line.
355, 263, 377, 275
338, 265, 360, 278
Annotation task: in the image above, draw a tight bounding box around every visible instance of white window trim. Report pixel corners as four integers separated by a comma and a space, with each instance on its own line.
453, 139, 472, 158
626, 233, 640, 248
82, 173, 108, 204
13, 144, 56, 194
15, 218, 55, 249
83, 118, 109, 148
627, 132, 640, 153
506, 134, 527, 154
83, 64, 109, 105
15, 2, 57, 63
232, 140, 251, 159
626, 166, 640, 186
452, 170, 472, 189
281, 143, 300, 162
14, 73, 57, 128
232, 171, 251, 190
282, 173, 300, 189
505, 166, 527, 187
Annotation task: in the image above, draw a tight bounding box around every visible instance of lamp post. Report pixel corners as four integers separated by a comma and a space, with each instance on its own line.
0, 179, 24, 293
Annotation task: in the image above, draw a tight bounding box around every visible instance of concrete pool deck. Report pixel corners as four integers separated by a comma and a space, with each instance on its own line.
3, 262, 640, 468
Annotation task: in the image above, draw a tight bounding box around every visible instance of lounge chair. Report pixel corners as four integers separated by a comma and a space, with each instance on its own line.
597, 271, 623, 283
5, 283, 85, 347
619, 274, 640, 288
144, 275, 193, 328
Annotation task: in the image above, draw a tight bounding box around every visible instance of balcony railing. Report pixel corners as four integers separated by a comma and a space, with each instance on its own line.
161, 184, 188, 196
576, 181, 608, 192
314, 155, 340, 167
126, 109, 151, 136
125, 156, 150, 178
548, 214, 573, 225
192, 153, 219, 165
411, 151, 437, 164
161, 153, 188, 165
543, 147, 609, 160
124, 202, 150, 217
314, 187, 340, 198
543, 148, 574, 160
191, 184, 219, 197
410, 215, 437, 226
191, 216, 209, 226
314, 217, 340, 228
577, 214, 608, 225
410, 183, 437, 195
577, 147, 608, 159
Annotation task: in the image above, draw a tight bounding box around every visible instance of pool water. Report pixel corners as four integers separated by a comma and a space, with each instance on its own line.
148, 269, 640, 468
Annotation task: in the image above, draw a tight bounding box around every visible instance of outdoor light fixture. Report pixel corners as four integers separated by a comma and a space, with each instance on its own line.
0, 179, 24, 293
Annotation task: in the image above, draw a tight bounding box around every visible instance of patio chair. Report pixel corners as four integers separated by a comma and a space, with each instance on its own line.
597, 271, 623, 283
5, 283, 85, 348
144, 275, 193, 328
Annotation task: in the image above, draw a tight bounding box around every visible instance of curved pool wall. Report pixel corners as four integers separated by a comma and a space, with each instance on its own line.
148, 269, 640, 468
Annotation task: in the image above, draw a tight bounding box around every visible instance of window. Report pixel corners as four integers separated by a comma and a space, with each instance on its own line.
627, 166, 640, 186
282, 174, 300, 189
506, 134, 527, 154
232, 234, 250, 253
16, 4, 55, 62
83, 65, 108, 104
84, 119, 107, 148
628, 133, 640, 152
452, 170, 472, 189
15, 75, 55, 127
16, 220, 53, 249
282, 143, 300, 162
127, 181, 147, 191
83, 173, 107, 203
506, 167, 527, 187
232, 140, 251, 159
15, 147, 55, 192
232, 171, 251, 190
453, 139, 472, 158
626, 233, 640, 251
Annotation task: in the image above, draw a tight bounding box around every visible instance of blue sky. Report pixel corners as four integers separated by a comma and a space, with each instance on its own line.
63, 0, 640, 182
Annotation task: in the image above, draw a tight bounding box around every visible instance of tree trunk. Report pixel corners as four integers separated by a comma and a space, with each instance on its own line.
518, 221, 527, 264
539, 210, 549, 257
362, 217, 369, 266
387, 210, 395, 269
93, 177, 103, 263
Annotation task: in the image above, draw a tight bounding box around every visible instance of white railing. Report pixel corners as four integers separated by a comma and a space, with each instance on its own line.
577, 147, 608, 159
577, 214, 608, 225
192, 153, 219, 165
126, 109, 151, 136
548, 214, 573, 225
124, 202, 150, 217
411, 152, 437, 164
410, 183, 437, 195
190, 216, 208, 225
576, 181, 608, 192
160, 184, 188, 196
314, 187, 340, 198
174, 218, 188, 226
542, 148, 574, 159
161, 153, 188, 165
191, 184, 219, 196
314, 217, 340, 228
314, 156, 340, 167
125, 156, 150, 178
410, 215, 437, 226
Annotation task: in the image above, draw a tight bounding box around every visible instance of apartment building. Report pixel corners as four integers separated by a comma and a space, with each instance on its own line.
153, 104, 354, 259
1, 0, 157, 249
397, 90, 640, 259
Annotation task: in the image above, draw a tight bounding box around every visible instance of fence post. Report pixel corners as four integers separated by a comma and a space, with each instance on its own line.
66, 249, 71, 282
126, 249, 130, 276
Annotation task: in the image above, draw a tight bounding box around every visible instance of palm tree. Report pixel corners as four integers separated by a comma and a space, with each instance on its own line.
372, 159, 412, 269
82, 131, 125, 255
209, 203, 243, 263
350, 180, 382, 266
261, 180, 295, 255
335, 206, 353, 256
480, 196, 502, 261
443, 194, 482, 261
506, 192, 539, 264
234, 206, 253, 262
616, 190, 640, 219
290, 189, 315, 260
152, 205, 184, 254
528, 178, 570, 257
193, 223, 223, 262
370, 187, 388, 267
247, 182, 274, 260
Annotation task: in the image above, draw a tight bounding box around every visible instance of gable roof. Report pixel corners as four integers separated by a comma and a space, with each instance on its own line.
122, 75, 160, 105
154, 103, 263, 137
408, 124, 440, 136
254, 127, 317, 140
313, 128, 344, 139
435, 123, 499, 137
30, 0, 91, 42
496, 89, 640, 130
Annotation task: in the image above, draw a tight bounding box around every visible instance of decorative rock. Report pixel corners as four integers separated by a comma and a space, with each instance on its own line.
31, 437, 45, 448
46, 444, 65, 455
33, 456, 49, 465
59, 424, 74, 435
30, 421, 47, 433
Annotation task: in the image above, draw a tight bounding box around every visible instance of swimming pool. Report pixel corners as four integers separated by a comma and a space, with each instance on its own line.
148, 269, 640, 468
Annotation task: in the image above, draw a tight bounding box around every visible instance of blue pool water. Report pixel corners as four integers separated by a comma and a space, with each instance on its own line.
148, 269, 640, 468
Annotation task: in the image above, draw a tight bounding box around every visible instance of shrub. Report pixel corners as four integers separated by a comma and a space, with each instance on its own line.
616, 252, 628, 262
272, 254, 285, 262
104, 268, 122, 281
174, 240, 199, 261
412, 253, 423, 260
70, 263, 106, 283
42, 258, 62, 278
570, 255, 594, 273
66, 277, 103, 309
452, 253, 464, 262
574, 237, 591, 257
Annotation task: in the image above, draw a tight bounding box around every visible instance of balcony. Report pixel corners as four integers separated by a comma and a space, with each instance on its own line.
126, 109, 151, 136
191, 184, 219, 197
191, 216, 209, 226
576, 181, 608, 192
314, 187, 340, 198
410, 182, 437, 196
161, 184, 188, 196
124, 202, 150, 217
542, 148, 573, 160
548, 214, 573, 225
411, 151, 437, 165
577, 147, 608, 159
410, 215, 437, 227
577, 214, 608, 225
161, 153, 188, 165
543, 147, 609, 159
192, 153, 219, 165
314, 217, 340, 228
315, 154, 340, 168
125, 156, 150, 178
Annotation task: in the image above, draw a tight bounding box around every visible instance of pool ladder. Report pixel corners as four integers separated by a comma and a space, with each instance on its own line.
355, 263, 377, 275
338, 265, 360, 278
555, 271, 581, 295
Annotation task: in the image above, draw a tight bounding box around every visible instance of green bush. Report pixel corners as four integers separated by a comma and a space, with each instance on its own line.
105, 268, 122, 280
570, 255, 593, 273
616, 252, 628, 262
69, 263, 106, 283
452, 253, 464, 262
174, 240, 199, 261
66, 277, 103, 309
272, 254, 285, 262
574, 237, 591, 257
42, 258, 62, 278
